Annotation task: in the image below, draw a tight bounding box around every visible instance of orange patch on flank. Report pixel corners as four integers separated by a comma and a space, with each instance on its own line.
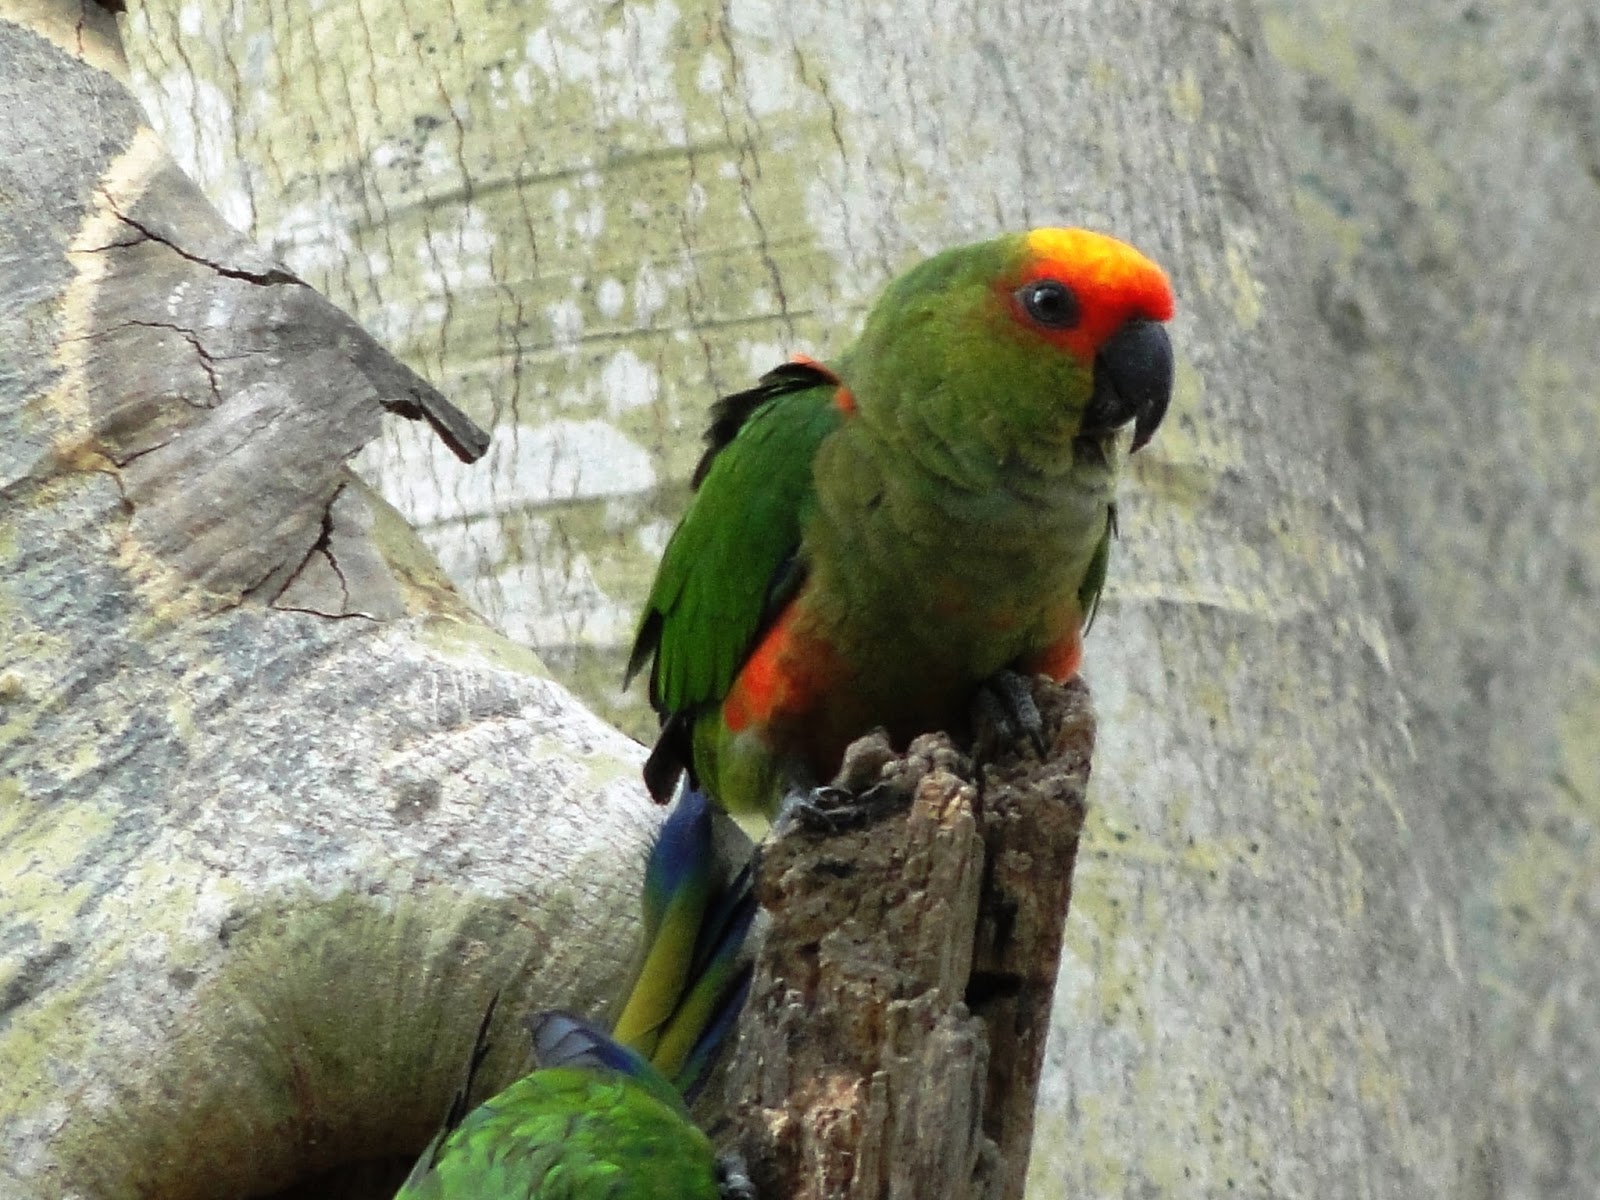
1006, 227, 1176, 360
723, 602, 843, 734
1021, 627, 1084, 682
833, 385, 857, 415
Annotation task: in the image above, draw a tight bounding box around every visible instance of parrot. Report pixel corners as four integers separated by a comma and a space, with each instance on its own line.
626, 227, 1175, 820
394, 787, 757, 1199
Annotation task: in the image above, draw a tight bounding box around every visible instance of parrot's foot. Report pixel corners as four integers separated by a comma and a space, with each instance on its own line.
716, 1152, 757, 1200
775, 781, 907, 836
972, 669, 1048, 765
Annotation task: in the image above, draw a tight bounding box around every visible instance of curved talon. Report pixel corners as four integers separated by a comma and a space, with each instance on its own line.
775, 782, 907, 836
972, 669, 1048, 764
717, 1153, 758, 1200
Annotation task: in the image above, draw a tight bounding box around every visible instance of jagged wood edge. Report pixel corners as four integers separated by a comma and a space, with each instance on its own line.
724, 676, 1091, 1200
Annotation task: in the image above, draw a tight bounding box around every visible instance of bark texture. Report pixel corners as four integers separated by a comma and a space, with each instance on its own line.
729, 678, 1091, 1200
1, 9, 662, 1198
1260, 4, 1600, 1194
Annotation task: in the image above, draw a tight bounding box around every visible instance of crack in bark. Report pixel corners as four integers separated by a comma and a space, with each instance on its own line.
115, 438, 177, 468
238, 551, 299, 606
789, 40, 857, 270
73, 235, 155, 253
319, 501, 354, 613
711, 6, 794, 345
102, 196, 301, 288
121, 319, 223, 408
269, 486, 368, 620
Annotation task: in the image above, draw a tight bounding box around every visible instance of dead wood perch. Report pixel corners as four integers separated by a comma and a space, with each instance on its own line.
727, 676, 1092, 1200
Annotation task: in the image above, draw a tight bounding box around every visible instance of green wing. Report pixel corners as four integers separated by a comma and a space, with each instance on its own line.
1077, 503, 1117, 633
627, 364, 843, 754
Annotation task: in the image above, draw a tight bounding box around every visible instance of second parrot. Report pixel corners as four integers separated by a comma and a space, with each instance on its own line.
395, 788, 756, 1199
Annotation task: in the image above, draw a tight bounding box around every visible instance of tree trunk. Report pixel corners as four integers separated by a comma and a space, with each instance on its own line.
1259, 3, 1600, 1194
1, 9, 660, 1198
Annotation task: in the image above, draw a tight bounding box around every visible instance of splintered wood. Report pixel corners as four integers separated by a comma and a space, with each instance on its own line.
728, 677, 1093, 1200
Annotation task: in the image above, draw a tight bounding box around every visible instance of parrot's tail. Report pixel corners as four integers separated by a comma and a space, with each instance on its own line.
610, 786, 757, 1101
526, 1010, 657, 1078
656, 853, 755, 1101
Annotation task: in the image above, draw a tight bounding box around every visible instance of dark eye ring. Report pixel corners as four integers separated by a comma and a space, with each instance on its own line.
1017, 280, 1080, 330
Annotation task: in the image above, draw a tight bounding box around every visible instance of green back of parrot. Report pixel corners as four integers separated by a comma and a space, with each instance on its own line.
396, 1067, 720, 1199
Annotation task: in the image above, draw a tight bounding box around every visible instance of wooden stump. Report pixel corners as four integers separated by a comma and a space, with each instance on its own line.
727, 676, 1093, 1200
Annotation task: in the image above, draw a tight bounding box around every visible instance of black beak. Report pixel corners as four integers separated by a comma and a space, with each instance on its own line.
1082, 318, 1174, 453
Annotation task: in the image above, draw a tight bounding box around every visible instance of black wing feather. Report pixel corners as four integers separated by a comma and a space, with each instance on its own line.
691, 359, 839, 487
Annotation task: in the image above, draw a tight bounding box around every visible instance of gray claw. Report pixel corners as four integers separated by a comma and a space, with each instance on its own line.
774, 782, 906, 836
972, 669, 1047, 763
717, 1152, 757, 1200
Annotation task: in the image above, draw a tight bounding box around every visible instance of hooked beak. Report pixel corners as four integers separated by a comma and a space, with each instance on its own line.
1082, 318, 1174, 453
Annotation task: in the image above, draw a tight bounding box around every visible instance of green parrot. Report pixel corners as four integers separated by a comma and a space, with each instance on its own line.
628, 228, 1175, 819
395, 788, 756, 1199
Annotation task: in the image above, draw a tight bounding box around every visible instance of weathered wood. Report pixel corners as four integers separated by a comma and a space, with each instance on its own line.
0, 9, 658, 1199
74, 144, 488, 609
728, 677, 1091, 1200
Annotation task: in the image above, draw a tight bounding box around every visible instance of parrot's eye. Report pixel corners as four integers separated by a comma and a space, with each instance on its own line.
1016, 280, 1081, 330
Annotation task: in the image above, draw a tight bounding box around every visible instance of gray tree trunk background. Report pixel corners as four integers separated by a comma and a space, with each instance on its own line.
2, 5, 663, 1198
3, 0, 1595, 1196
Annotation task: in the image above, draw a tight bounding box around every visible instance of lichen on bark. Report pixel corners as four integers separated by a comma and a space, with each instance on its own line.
1, 11, 661, 1198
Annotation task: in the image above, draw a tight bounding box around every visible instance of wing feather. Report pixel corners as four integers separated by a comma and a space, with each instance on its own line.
627, 365, 844, 727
